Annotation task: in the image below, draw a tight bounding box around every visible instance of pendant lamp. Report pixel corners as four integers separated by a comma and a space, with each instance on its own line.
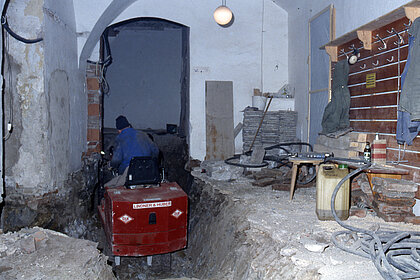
214, 0, 233, 26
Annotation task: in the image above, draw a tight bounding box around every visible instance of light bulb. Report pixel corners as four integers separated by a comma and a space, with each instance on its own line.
213, 5, 233, 26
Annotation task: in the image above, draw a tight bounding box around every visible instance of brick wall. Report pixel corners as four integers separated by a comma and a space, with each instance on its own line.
86, 63, 102, 155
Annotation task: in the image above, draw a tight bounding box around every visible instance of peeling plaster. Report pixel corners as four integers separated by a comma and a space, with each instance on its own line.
24, 0, 43, 20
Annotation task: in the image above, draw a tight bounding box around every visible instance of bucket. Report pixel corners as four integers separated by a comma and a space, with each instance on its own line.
252, 96, 267, 111
316, 164, 350, 221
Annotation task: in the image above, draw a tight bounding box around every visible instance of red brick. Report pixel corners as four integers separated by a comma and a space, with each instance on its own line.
351, 179, 361, 191
377, 212, 408, 223
88, 104, 100, 116
405, 216, 420, 225
86, 78, 100, 91
87, 129, 100, 141
350, 207, 367, 218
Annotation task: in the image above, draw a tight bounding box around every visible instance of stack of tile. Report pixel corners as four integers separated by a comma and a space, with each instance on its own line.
242, 108, 298, 152
278, 111, 298, 142
371, 177, 417, 222
243, 109, 263, 151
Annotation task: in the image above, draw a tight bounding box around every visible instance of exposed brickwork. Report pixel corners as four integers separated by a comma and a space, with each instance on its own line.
87, 129, 100, 142
86, 77, 100, 91
88, 104, 100, 116
85, 62, 102, 155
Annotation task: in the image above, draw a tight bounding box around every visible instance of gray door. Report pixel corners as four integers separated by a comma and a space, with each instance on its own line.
308, 5, 334, 145
205, 81, 234, 160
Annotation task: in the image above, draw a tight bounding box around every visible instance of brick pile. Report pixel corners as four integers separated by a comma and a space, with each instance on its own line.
351, 175, 419, 223
371, 177, 417, 222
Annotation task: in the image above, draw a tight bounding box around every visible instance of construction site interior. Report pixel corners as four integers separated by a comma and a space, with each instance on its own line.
2, 1, 420, 280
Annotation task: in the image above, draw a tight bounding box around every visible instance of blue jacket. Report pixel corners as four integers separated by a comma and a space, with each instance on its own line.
397, 24, 420, 145
111, 127, 159, 174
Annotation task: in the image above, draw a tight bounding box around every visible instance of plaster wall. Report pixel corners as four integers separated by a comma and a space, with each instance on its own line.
4, 0, 81, 201
74, 0, 288, 160
4, 0, 48, 198
103, 27, 183, 130
43, 0, 82, 181
281, 0, 412, 142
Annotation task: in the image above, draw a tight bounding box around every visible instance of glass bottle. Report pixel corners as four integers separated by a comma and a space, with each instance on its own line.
364, 142, 371, 162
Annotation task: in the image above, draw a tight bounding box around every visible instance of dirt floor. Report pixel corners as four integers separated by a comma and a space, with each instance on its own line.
2, 160, 420, 279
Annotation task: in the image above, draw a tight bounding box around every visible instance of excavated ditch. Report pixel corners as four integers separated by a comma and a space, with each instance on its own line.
5, 158, 420, 279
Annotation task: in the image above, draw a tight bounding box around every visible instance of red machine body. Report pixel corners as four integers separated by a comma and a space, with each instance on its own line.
98, 182, 188, 257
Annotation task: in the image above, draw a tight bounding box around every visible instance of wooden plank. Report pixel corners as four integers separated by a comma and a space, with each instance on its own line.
350, 93, 397, 108
349, 107, 397, 120
386, 135, 420, 150
321, 4, 414, 49
350, 120, 397, 133
349, 78, 398, 96
337, 38, 369, 60
372, 17, 410, 42
387, 149, 420, 163
348, 62, 406, 85
205, 81, 234, 160
349, 57, 373, 74
372, 49, 407, 68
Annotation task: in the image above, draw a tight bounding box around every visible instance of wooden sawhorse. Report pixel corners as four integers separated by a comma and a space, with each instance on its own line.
289, 158, 324, 200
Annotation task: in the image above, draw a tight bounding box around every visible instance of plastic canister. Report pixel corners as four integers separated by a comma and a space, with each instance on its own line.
316, 164, 350, 221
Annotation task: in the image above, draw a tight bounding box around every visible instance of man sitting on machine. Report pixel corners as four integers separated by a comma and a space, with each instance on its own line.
105, 115, 159, 188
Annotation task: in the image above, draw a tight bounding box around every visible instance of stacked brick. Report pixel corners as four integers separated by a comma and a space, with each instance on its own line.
371, 177, 417, 222
242, 108, 297, 152
86, 62, 102, 155
351, 175, 419, 223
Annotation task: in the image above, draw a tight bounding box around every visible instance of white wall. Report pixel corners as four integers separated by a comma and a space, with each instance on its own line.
280, 0, 412, 143
74, 0, 288, 160
44, 0, 82, 183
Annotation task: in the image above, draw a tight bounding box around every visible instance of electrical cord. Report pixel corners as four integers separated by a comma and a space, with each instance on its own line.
1, 0, 43, 44
1, 17, 43, 44
224, 142, 316, 184
330, 162, 420, 280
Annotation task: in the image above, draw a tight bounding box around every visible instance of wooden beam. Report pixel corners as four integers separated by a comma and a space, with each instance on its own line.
325, 45, 338, 62
357, 30, 372, 50
405, 6, 420, 21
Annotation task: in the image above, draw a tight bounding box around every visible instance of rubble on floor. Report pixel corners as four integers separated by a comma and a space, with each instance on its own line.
0, 227, 115, 280
186, 161, 420, 279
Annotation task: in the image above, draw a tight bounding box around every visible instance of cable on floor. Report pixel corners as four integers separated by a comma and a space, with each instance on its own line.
330, 163, 420, 280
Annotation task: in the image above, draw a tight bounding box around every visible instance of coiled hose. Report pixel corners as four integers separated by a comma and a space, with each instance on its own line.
330, 162, 420, 280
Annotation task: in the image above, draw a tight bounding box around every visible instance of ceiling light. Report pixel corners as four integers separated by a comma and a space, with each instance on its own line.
214, 1, 233, 26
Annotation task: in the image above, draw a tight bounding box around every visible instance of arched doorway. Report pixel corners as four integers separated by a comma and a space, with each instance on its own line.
101, 18, 189, 137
